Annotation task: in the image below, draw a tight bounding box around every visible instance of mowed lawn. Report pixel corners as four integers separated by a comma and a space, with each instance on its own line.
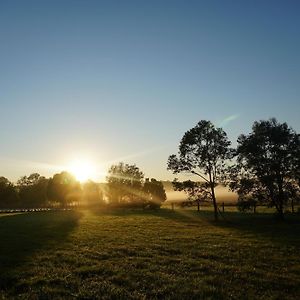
0, 209, 299, 299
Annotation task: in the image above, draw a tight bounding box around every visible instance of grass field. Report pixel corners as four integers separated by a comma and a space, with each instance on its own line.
0, 209, 299, 299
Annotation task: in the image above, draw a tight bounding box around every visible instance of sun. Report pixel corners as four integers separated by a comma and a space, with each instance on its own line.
68, 159, 96, 182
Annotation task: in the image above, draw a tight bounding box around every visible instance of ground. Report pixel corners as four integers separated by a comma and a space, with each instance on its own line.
0, 209, 299, 299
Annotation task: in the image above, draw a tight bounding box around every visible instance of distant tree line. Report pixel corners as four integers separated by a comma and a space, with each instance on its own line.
0, 164, 166, 210
1, 117, 299, 220
0, 172, 104, 209
168, 118, 300, 220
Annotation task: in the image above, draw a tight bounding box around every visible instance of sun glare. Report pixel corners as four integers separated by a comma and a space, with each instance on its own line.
68, 159, 96, 182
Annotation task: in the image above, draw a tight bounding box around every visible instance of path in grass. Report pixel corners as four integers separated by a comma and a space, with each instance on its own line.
0, 209, 299, 299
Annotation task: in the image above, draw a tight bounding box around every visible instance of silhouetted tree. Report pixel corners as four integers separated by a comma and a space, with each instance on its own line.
290, 144, 300, 212
47, 172, 81, 207
82, 180, 104, 207
17, 173, 49, 208
233, 118, 300, 219
167, 120, 233, 220
227, 171, 264, 213
106, 162, 144, 206
0, 177, 19, 209
172, 179, 210, 212
143, 178, 167, 209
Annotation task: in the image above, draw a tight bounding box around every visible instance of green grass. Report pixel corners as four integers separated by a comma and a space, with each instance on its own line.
0, 209, 299, 299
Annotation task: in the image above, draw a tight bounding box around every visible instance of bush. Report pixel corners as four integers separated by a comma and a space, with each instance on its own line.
237, 198, 257, 212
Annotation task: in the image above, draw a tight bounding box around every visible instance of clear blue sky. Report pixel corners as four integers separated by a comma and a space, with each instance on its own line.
0, 0, 299, 182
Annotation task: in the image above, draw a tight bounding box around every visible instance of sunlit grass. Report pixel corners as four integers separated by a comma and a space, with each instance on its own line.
0, 209, 299, 299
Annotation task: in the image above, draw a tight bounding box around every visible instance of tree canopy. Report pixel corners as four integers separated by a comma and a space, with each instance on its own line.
82, 180, 104, 207
17, 173, 49, 208
106, 162, 144, 206
143, 178, 167, 209
47, 171, 81, 207
232, 118, 300, 218
167, 120, 233, 220
0, 177, 19, 209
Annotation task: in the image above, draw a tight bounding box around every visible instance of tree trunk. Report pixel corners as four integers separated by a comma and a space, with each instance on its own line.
208, 171, 218, 221
278, 202, 284, 220
277, 178, 285, 220
272, 196, 284, 220
211, 184, 218, 221
291, 198, 295, 213
197, 200, 200, 212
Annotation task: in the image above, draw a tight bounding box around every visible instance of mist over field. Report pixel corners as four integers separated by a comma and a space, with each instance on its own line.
163, 181, 237, 203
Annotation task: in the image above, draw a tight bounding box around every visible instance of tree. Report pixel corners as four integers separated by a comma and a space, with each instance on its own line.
233, 118, 300, 219
172, 179, 210, 212
17, 173, 49, 208
227, 169, 261, 213
143, 178, 167, 209
82, 180, 104, 207
106, 162, 144, 206
0, 177, 19, 209
167, 120, 233, 220
47, 171, 81, 207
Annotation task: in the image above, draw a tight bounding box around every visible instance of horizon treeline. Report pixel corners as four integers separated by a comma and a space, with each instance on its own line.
0, 163, 167, 210
0, 118, 299, 220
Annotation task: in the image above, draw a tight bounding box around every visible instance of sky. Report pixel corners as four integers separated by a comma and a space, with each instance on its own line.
0, 0, 299, 182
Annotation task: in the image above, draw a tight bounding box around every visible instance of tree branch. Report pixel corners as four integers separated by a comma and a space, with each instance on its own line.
191, 170, 210, 183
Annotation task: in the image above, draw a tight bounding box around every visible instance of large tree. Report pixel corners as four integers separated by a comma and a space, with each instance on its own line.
0, 177, 19, 209
233, 118, 300, 219
47, 172, 81, 207
82, 180, 104, 207
17, 173, 49, 208
167, 120, 233, 220
106, 162, 144, 206
143, 178, 167, 209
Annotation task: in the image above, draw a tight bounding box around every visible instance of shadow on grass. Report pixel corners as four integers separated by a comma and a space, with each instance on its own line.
209, 210, 300, 246
92, 207, 300, 246
0, 211, 82, 288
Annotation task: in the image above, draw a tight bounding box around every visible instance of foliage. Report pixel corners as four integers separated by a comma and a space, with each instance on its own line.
233, 118, 300, 218
82, 180, 104, 207
167, 120, 233, 220
17, 173, 49, 208
236, 198, 257, 212
143, 178, 167, 209
47, 171, 82, 207
172, 179, 210, 210
0, 177, 19, 209
106, 162, 144, 206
